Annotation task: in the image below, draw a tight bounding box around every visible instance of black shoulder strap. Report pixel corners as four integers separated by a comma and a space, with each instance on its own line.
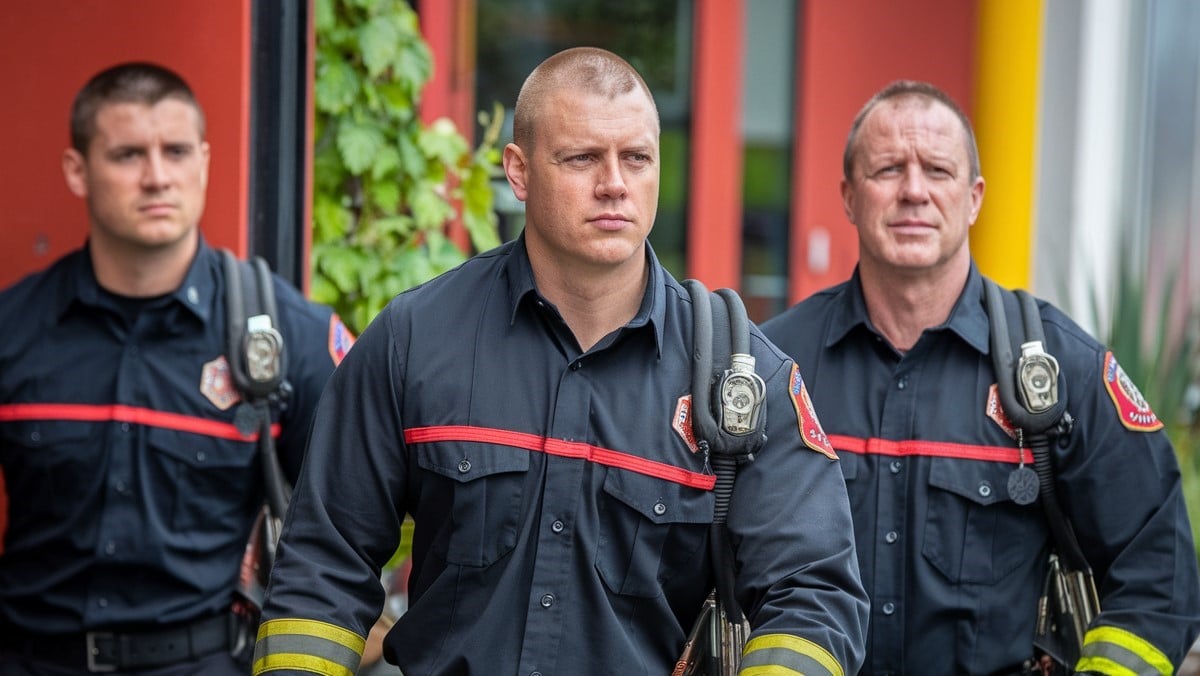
682, 279, 767, 626
219, 248, 292, 522
982, 279, 1090, 574
221, 249, 287, 401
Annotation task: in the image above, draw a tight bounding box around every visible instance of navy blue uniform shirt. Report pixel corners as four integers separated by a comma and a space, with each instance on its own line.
761, 263, 1200, 675
253, 236, 869, 676
0, 238, 347, 633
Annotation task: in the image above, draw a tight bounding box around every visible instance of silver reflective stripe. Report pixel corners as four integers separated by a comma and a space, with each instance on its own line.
739, 646, 837, 676
1079, 641, 1164, 676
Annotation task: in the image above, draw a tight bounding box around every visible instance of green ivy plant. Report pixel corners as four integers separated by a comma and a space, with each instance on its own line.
311, 0, 502, 334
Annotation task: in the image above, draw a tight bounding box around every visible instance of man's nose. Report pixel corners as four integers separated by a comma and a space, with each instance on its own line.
595, 156, 628, 199
898, 165, 929, 202
141, 150, 170, 188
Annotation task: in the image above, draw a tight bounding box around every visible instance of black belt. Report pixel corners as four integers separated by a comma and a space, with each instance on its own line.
0, 613, 232, 673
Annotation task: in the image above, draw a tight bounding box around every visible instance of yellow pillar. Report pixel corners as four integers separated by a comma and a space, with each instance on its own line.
971, 0, 1043, 289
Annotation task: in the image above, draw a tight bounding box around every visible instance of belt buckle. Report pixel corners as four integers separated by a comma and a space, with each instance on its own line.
85, 631, 117, 673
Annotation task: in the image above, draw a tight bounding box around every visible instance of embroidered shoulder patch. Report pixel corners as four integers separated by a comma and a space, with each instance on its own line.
1102, 351, 1163, 432
986, 383, 1019, 440
672, 394, 700, 453
200, 355, 241, 411
328, 314, 356, 365
788, 363, 837, 459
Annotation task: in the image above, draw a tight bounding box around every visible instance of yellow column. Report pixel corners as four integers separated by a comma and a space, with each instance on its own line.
971, 0, 1043, 289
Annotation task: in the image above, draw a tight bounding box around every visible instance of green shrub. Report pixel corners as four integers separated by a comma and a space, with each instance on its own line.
310, 0, 501, 335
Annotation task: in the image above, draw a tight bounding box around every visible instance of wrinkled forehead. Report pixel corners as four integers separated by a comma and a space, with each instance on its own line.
858, 97, 968, 156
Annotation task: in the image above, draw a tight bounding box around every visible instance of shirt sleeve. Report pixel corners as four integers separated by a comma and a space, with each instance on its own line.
727, 348, 870, 676
1058, 347, 1200, 673
253, 307, 406, 676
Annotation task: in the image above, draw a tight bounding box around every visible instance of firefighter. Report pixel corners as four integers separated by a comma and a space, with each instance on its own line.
251, 47, 869, 675
761, 79, 1200, 675
0, 63, 350, 674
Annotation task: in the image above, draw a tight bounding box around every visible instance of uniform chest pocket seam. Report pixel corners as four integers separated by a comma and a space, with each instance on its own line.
922, 457, 1042, 584
146, 427, 258, 533
416, 442, 530, 567
596, 467, 713, 598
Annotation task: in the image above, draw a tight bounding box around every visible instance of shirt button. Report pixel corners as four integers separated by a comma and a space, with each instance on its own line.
98, 597, 109, 608
458, 459, 471, 473
104, 541, 116, 555
187, 286, 200, 304
121, 422, 130, 433
885, 531, 898, 544
531, 672, 542, 676
196, 451, 206, 462
129, 346, 139, 357
881, 602, 895, 615
896, 377, 907, 390
115, 480, 127, 493
889, 460, 902, 474
978, 482, 992, 498
570, 361, 582, 371
551, 520, 565, 533
540, 594, 555, 608
29, 431, 41, 443
653, 501, 667, 516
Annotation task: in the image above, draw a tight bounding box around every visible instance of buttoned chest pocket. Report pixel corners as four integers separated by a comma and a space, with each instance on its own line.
416, 443, 530, 567
0, 420, 97, 525
923, 458, 1044, 584
595, 469, 714, 598
148, 427, 257, 533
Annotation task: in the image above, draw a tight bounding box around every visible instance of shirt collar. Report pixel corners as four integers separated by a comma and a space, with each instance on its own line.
60, 235, 217, 325
825, 261, 991, 355
503, 233, 665, 358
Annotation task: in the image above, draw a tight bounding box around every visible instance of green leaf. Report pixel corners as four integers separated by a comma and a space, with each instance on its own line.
337, 120, 385, 174
315, 53, 359, 114
309, 271, 341, 306
369, 145, 401, 181
368, 180, 402, 213
409, 182, 453, 231
359, 16, 400, 78
314, 0, 337, 33
313, 193, 351, 242
319, 245, 367, 293
418, 118, 470, 167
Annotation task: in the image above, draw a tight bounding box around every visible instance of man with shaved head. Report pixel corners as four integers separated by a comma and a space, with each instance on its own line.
251, 47, 868, 675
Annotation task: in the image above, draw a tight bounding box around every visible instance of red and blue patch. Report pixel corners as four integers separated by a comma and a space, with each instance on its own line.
672, 394, 700, 453
328, 315, 356, 365
788, 363, 837, 459
1102, 351, 1162, 432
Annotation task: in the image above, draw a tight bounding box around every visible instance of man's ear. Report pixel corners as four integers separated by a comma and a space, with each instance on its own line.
63, 148, 88, 198
502, 143, 529, 202
840, 177, 855, 225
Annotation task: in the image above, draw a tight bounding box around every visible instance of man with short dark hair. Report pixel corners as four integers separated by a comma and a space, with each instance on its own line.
0, 62, 351, 675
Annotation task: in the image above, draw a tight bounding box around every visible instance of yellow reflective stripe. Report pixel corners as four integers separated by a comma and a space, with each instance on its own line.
740, 633, 843, 676
1075, 625, 1173, 676
252, 618, 365, 676
253, 653, 355, 676
257, 618, 367, 652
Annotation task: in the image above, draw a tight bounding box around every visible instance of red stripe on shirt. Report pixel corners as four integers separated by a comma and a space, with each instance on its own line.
0, 403, 278, 441
404, 425, 717, 490
829, 434, 1032, 464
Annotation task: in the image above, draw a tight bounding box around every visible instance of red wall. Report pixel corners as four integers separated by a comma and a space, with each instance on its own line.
0, 1, 253, 290
789, 0, 978, 302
